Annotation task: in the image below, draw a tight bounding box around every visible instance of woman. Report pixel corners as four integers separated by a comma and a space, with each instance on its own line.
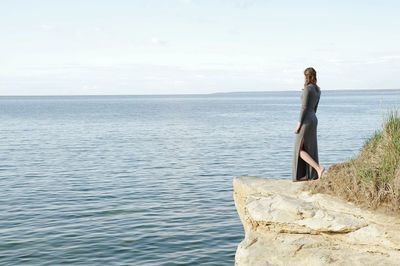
292, 67, 325, 182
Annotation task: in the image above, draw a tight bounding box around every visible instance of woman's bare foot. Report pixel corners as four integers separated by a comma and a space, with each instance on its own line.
317, 166, 325, 180
298, 175, 308, 181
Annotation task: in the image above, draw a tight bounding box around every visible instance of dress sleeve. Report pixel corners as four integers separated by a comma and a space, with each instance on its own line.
298, 86, 310, 126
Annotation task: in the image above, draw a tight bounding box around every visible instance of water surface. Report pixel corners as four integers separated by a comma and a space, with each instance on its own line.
0, 89, 399, 265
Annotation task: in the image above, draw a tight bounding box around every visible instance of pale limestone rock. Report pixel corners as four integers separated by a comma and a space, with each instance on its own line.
233, 176, 400, 266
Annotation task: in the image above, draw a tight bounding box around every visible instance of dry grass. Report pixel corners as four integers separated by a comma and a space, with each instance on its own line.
302, 109, 400, 214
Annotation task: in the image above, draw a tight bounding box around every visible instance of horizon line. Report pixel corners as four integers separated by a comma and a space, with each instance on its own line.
0, 87, 399, 97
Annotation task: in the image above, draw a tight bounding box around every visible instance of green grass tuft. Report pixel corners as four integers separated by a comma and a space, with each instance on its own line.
303, 109, 400, 214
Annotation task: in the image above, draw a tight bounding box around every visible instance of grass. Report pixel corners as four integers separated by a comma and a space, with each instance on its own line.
302, 109, 400, 214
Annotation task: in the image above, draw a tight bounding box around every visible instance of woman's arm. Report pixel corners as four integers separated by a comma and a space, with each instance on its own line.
294, 86, 310, 134
298, 86, 310, 125
314, 97, 320, 113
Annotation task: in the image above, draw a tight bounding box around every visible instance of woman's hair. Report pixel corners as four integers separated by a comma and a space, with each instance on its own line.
304, 67, 320, 92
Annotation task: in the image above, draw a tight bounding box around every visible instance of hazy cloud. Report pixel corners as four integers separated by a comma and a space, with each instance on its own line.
151, 37, 168, 46
38, 24, 56, 31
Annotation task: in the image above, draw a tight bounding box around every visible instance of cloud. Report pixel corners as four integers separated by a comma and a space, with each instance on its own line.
38, 24, 56, 31
232, 0, 260, 9
178, 0, 193, 4
327, 54, 400, 66
151, 37, 168, 46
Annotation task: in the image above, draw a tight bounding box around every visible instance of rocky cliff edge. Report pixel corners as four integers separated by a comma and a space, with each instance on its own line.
233, 176, 400, 266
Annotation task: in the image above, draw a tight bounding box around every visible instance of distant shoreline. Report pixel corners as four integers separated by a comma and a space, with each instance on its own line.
0, 88, 399, 97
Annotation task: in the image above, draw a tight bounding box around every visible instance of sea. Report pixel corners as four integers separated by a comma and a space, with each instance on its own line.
0, 89, 399, 265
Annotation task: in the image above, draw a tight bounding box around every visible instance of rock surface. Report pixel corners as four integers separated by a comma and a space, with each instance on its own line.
233, 176, 400, 266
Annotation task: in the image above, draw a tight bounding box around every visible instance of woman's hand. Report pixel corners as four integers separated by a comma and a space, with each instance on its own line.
294, 122, 301, 134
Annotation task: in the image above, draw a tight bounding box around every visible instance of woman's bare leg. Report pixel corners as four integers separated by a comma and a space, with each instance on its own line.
299, 150, 325, 179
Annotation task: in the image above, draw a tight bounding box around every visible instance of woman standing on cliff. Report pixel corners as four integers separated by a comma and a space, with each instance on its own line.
292, 67, 325, 181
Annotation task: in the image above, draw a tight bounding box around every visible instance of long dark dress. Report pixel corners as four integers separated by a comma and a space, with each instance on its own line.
292, 84, 321, 181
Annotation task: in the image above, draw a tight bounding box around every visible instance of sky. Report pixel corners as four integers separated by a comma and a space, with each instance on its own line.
1, 0, 400, 95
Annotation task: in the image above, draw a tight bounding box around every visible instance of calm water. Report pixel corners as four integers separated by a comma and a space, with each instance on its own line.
0, 89, 399, 265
